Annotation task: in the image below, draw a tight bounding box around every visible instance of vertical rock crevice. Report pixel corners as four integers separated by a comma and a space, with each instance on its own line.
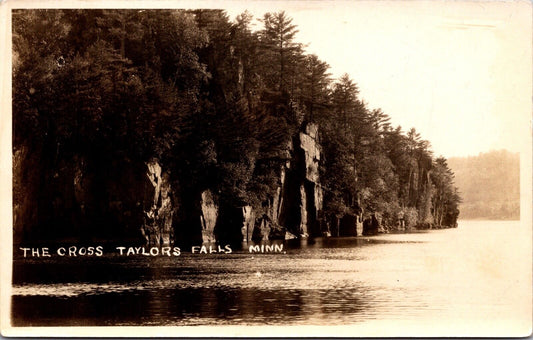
270, 122, 324, 239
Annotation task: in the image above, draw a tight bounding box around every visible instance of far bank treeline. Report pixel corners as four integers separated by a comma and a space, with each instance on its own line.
13, 9, 460, 247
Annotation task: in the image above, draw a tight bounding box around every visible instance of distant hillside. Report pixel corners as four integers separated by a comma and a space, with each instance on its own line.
448, 150, 519, 220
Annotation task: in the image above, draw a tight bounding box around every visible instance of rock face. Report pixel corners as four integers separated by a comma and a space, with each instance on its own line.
356, 216, 364, 236
141, 160, 174, 246
13, 146, 39, 244
298, 184, 308, 237
300, 123, 321, 184
200, 190, 218, 243
13, 123, 326, 246
249, 146, 291, 241
276, 123, 324, 238
338, 214, 357, 236
295, 123, 324, 237
235, 123, 324, 242
241, 206, 255, 242
14, 141, 152, 244
363, 214, 380, 236
253, 216, 273, 241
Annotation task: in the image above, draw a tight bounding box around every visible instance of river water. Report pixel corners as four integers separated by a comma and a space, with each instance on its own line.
9, 220, 532, 336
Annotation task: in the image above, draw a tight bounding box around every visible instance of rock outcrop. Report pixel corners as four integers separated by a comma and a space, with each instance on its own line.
293, 123, 324, 237
200, 190, 218, 243
300, 123, 321, 184
141, 160, 174, 246
363, 214, 380, 236
247, 144, 291, 241
234, 123, 325, 242
241, 206, 255, 242
273, 123, 324, 239
13, 146, 40, 244
338, 214, 364, 236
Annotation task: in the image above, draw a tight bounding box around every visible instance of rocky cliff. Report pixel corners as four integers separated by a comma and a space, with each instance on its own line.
270, 122, 324, 239
13, 123, 326, 247
184, 122, 326, 245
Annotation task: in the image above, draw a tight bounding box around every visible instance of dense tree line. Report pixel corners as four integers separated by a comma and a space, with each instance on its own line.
13, 9, 460, 244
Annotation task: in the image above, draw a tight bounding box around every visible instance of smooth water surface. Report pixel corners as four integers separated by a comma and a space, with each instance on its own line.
10, 220, 531, 335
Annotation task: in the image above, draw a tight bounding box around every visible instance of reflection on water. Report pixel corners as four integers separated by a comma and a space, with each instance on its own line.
11, 220, 530, 331
12, 288, 373, 326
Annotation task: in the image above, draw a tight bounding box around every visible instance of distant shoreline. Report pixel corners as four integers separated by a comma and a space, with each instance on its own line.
458, 218, 520, 221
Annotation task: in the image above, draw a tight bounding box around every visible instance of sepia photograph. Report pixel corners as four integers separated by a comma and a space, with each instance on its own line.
1, 0, 532, 337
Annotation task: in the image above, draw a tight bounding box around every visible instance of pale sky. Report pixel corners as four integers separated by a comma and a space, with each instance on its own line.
223, 0, 532, 158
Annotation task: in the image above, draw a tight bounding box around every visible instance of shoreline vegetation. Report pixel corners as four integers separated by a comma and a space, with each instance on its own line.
459, 217, 520, 221
13, 9, 461, 248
